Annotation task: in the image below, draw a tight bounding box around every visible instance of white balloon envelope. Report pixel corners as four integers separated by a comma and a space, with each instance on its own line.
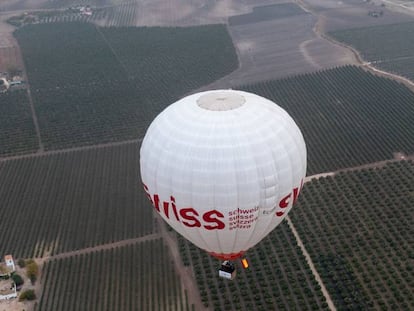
140, 90, 306, 260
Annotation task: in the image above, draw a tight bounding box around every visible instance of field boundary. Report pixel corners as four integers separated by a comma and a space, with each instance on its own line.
157, 214, 210, 311
286, 216, 337, 311
0, 138, 143, 162
40, 233, 161, 262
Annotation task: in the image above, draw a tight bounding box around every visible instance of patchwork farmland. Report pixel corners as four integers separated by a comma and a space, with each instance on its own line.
13, 22, 237, 150
0, 0, 412, 310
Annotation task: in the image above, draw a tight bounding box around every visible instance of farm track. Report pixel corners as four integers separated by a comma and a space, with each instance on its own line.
40, 233, 161, 262
30, 214, 206, 311
8, 23, 45, 153
305, 153, 414, 184
157, 215, 210, 311
94, 24, 132, 79
286, 216, 337, 311
0, 137, 143, 162
26, 85, 44, 153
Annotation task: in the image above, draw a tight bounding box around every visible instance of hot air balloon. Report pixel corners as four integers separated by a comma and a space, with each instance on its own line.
140, 90, 306, 279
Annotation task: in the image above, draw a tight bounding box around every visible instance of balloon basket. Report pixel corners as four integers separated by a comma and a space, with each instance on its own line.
218, 260, 236, 280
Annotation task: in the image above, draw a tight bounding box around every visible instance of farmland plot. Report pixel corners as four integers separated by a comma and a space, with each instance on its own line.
0, 143, 153, 258
14, 22, 237, 150
36, 239, 193, 311
330, 21, 414, 81
0, 90, 38, 156
0, 33, 21, 72
290, 161, 414, 310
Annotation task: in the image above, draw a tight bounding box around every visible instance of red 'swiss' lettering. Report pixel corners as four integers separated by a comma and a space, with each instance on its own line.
142, 183, 225, 230
203, 210, 225, 230
163, 201, 170, 218
170, 196, 180, 221
279, 193, 291, 209
153, 194, 160, 212
180, 208, 201, 228
276, 179, 304, 217
143, 183, 153, 204
293, 187, 299, 204
292, 179, 304, 204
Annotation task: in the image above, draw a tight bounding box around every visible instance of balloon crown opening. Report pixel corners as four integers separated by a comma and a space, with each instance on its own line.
197, 91, 245, 111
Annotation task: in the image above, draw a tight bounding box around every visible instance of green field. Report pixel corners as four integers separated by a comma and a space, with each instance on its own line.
291, 161, 414, 310
329, 21, 414, 81
36, 239, 193, 311
0, 143, 152, 258
0, 90, 38, 155
241, 66, 414, 174
14, 22, 238, 150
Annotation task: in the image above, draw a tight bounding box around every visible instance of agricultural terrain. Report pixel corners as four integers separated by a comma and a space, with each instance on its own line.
2, 0, 359, 86
301, 0, 414, 33
0, 65, 413, 310
330, 21, 414, 81
178, 221, 330, 311
5, 0, 413, 88
0, 143, 153, 258
200, 2, 358, 86
13, 22, 237, 151
36, 239, 193, 311
3, 55, 414, 173
0, 90, 37, 155
290, 161, 414, 310
0, 32, 22, 73
0, 0, 413, 310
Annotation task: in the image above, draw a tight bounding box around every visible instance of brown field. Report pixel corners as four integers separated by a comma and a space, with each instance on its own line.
0, 12, 24, 75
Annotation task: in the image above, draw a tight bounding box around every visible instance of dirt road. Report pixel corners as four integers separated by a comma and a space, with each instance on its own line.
156, 214, 210, 311
286, 216, 337, 311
